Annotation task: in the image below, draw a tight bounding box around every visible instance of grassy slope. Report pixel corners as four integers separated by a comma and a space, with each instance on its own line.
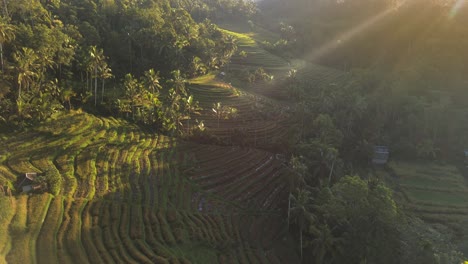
216, 21, 350, 103
187, 29, 292, 148
0, 112, 298, 263
377, 161, 468, 255
0, 20, 320, 264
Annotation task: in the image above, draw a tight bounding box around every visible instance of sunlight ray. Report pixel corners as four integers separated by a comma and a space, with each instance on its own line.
304, 8, 394, 62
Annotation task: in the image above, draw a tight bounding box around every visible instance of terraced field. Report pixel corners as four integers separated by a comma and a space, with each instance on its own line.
295, 62, 350, 89
188, 74, 290, 148
391, 162, 468, 225
0, 20, 352, 264
0, 113, 298, 263
379, 161, 468, 233
218, 25, 350, 101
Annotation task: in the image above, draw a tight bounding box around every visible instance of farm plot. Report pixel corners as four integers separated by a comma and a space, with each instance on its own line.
385, 161, 468, 231
218, 25, 350, 104
186, 144, 289, 212
187, 76, 290, 148
0, 112, 295, 263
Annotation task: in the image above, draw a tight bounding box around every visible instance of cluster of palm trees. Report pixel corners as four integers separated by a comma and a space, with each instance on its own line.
84, 46, 112, 106
0, 0, 246, 129
287, 168, 343, 263
0, 15, 77, 124
117, 69, 202, 135
0, 16, 14, 73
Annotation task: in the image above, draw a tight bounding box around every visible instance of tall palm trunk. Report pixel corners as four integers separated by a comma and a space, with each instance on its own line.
300, 228, 303, 261
287, 194, 291, 228
2, 0, 8, 17
328, 157, 336, 186
101, 78, 105, 103
94, 67, 97, 106
85, 71, 88, 92
17, 82, 21, 100
187, 111, 191, 135
0, 43, 3, 72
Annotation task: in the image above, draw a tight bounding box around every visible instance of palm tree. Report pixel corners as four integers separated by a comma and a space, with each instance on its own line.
143, 69, 162, 95
222, 35, 238, 67
212, 102, 238, 129
99, 62, 112, 103
61, 87, 76, 110
123, 73, 142, 120
0, 17, 14, 72
288, 156, 307, 228
308, 224, 344, 263
212, 102, 223, 128
2, 0, 8, 17
290, 188, 313, 261
183, 95, 201, 135
170, 69, 187, 97
88, 46, 105, 106
167, 88, 183, 133
190, 56, 207, 76
13, 48, 39, 99
296, 100, 307, 141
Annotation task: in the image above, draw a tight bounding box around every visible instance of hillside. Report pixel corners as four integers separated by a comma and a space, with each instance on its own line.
0, 14, 305, 262
376, 161, 468, 255
0, 111, 299, 263
3, 0, 468, 263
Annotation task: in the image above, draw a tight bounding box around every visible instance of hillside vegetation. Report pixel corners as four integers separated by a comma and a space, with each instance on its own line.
1, 0, 468, 263
0, 112, 298, 263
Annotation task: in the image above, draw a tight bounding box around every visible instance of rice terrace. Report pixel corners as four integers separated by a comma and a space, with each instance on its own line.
2, 0, 468, 263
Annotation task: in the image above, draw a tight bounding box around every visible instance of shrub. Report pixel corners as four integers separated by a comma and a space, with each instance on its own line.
45, 166, 62, 196
189, 128, 220, 145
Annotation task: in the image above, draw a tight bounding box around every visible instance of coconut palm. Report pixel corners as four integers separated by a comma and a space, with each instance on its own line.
61, 87, 76, 110
167, 88, 184, 133
88, 46, 105, 106
212, 102, 223, 128
288, 155, 307, 228
212, 102, 238, 128
182, 95, 201, 135
13, 48, 40, 99
143, 69, 162, 95
223, 35, 238, 61
170, 69, 187, 97
290, 188, 313, 261
308, 224, 344, 263
99, 62, 112, 103
0, 17, 14, 72
190, 56, 207, 76
1, 0, 8, 17
123, 73, 142, 120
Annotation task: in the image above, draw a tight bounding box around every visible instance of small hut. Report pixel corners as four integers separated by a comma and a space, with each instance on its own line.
25, 172, 37, 181
464, 150, 468, 167
17, 172, 43, 193
22, 185, 33, 193
372, 146, 389, 165
218, 72, 226, 79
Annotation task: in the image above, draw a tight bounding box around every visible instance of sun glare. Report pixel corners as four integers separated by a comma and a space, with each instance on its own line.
304, 8, 394, 62
449, 0, 466, 18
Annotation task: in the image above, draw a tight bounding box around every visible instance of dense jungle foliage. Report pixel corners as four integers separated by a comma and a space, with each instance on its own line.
0, 0, 255, 131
